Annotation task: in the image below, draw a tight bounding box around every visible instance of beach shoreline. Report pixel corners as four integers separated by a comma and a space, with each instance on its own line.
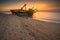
0, 13, 60, 40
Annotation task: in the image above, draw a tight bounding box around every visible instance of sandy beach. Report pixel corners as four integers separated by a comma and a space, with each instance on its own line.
0, 13, 60, 40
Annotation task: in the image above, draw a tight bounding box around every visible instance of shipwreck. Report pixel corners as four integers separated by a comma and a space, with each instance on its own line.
10, 4, 35, 17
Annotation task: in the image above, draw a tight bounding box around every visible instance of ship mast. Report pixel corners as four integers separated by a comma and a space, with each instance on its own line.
21, 4, 26, 10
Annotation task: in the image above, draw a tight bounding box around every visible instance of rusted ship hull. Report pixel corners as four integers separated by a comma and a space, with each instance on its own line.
10, 4, 35, 17
10, 9, 35, 17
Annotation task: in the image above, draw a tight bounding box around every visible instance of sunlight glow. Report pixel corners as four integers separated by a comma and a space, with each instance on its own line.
0, 2, 59, 11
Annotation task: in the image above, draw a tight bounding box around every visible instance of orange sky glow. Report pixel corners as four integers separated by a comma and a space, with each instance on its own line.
0, 2, 59, 11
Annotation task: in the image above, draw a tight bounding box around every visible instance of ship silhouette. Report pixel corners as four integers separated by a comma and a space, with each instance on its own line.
10, 4, 35, 17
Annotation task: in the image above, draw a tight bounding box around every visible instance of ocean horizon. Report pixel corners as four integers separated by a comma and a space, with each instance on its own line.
0, 11, 60, 23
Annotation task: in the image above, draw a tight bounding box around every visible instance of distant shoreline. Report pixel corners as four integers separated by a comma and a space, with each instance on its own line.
33, 18, 60, 23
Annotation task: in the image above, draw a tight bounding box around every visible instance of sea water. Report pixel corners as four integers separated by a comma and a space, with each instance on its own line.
0, 11, 12, 14
32, 12, 60, 23
0, 11, 60, 23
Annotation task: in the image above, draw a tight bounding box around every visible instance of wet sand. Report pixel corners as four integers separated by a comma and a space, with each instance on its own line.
0, 13, 60, 40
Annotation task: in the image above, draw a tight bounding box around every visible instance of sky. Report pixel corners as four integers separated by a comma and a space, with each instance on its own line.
0, 0, 60, 11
